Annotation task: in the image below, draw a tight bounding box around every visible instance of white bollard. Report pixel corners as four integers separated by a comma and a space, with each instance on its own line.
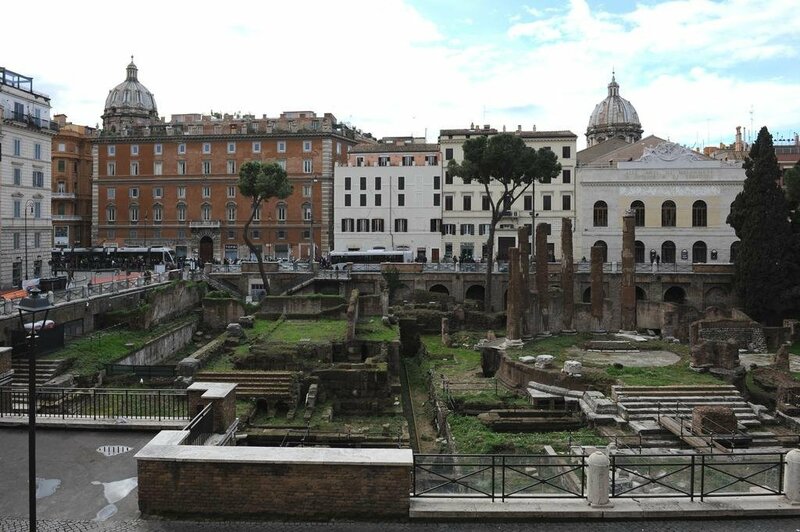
784, 449, 800, 504
586, 451, 612, 507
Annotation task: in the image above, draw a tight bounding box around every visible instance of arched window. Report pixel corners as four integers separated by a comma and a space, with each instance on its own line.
634, 240, 645, 263
692, 200, 707, 227
730, 241, 741, 263
593, 201, 608, 227
277, 202, 287, 222
302, 202, 312, 222
129, 204, 139, 222
661, 241, 676, 263
631, 200, 645, 227
592, 240, 608, 262
176, 202, 186, 222
661, 200, 676, 227
152, 204, 163, 223
226, 203, 236, 222
692, 241, 707, 263
106, 205, 116, 223
201, 203, 211, 221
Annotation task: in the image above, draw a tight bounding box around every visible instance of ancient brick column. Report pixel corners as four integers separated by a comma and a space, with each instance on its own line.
590, 245, 604, 331
517, 226, 531, 335
535, 223, 550, 333
561, 218, 574, 332
620, 212, 636, 331
505, 247, 521, 341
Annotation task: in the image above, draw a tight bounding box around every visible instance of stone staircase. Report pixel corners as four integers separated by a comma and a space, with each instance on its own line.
202, 273, 244, 299
195, 371, 297, 402
11, 358, 66, 387
611, 385, 763, 429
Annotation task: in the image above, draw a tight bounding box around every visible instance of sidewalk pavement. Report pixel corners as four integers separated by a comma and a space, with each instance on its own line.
0, 415, 186, 431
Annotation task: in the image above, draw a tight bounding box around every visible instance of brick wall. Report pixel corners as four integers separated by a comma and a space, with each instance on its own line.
137, 449, 411, 519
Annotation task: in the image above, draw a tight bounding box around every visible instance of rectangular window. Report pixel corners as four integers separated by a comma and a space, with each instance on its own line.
107, 187, 116, 200
202, 186, 211, 198
303, 159, 313, 173
460, 224, 475, 235
562, 146, 571, 159
107, 162, 116, 176
131, 145, 139, 156
154, 161, 163, 175
394, 218, 408, 232
177, 161, 186, 175
524, 195, 533, 211
430, 219, 441, 233
445, 172, 453, 185
154, 143, 163, 155
426, 154, 438, 166
130, 187, 139, 199
303, 184, 312, 197
177, 186, 186, 199
445, 148, 453, 160
57, 160, 66, 173
443, 223, 456, 235
402, 155, 413, 166
153, 187, 163, 199
479, 223, 491, 236
34, 233, 41, 248
227, 160, 236, 174
303, 140, 312, 152
251, 229, 260, 239
445, 195, 453, 211
360, 194, 367, 206
130, 162, 139, 176
398, 176, 405, 190
463, 195, 472, 211
378, 156, 390, 166
252, 141, 261, 153
277, 141, 286, 153
13, 139, 21, 156
108, 145, 116, 156
360, 177, 367, 190
13, 233, 20, 249
562, 195, 571, 211
34, 143, 42, 160
562, 169, 571, 184
178, 143, 186, 154
482, 195, 490, 210
357, 219, 370, 232
227, 142, 236, 154
345, 177, 351, 190
341, 218, 354, 232
433, 193, 440, 207
375, 177, 381, 190
543, 195, 552, 211
177, 205, 186, 222
13, 200, 21, 218
202, 142, 211, 154
398, 194, 405, 206
33, 201, 42, 218
344, 194, 351, 207
374, 194, 382, 206
433, 175, 440, 190
371, 218, 384, 232
202, 161, 211, 175
32, 170, 44, 187
228, 186, 236, 198
336, 142, 342, 155
13, 167, 21, 185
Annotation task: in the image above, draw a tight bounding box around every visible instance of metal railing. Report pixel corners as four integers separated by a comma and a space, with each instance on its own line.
0, 387, 188, 420
104, 364, 177, 379
183, 402, 214, 445
611, 452, 785, 500
413, 454, 586, 500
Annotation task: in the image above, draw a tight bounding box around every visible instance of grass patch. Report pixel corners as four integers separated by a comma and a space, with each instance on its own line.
604, 363, 721, 387
267, 319, 347, 343
203, 350, 237, 372
790, 342, 800, 356
356, 321, 398, 341
448, 415, 607, 454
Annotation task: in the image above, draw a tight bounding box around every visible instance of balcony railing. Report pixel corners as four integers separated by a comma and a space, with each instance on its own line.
2, 109, 59, 132
51, 214, 83, 221
189, 219, 221, 228
52, 192, 77, 200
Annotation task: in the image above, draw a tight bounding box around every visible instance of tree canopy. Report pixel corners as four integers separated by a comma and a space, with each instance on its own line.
447, 133, 561, 310
238, 161, 292, 296
726, 126, 800, 324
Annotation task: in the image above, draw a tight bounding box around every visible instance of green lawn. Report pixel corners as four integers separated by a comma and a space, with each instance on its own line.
356, 321, 398, 341
267, 319, 347, 343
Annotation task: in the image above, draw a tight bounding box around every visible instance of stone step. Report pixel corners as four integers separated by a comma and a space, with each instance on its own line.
618, 401, 753, 410
620, 406, 757, 417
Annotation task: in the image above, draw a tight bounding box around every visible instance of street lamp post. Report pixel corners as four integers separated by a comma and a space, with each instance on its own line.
310, 177, 318, 263
23, 199, 35, 286
17, 288, 54, 532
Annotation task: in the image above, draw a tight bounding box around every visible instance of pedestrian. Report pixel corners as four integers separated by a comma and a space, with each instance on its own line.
656, 254, 660, 266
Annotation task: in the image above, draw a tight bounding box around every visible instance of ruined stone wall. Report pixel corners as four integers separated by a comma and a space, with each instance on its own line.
261, 295, 346, 317
699, 327, 766, 352
202, 298, 245, 330
117, 319, 198, 366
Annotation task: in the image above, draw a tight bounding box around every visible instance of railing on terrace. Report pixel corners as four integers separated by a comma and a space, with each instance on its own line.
0, 387, 188, 421
209, 264, 242, 273
611, 452, 785, 501
183, 402, 214, 445
413, 454, 586, 501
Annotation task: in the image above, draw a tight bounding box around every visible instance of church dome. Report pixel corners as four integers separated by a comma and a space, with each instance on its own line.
586, 73, 643, 147
102, 58, 159, 132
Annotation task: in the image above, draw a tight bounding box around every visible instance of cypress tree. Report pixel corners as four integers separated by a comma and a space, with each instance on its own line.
727, 126, 800, 324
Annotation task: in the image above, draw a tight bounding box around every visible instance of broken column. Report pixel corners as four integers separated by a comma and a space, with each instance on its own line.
535, 223, 550, 333
590, 245, 605, 331
561, 217, 575, 332
620, 211, 636, 331
518, 226, 531, 336
504, 247, 523, 347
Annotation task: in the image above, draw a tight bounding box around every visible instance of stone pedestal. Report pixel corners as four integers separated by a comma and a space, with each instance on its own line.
563, 360, 583, 376
784, 449, 800, 504
586, 451, 612, 507
534, 354, 554, 369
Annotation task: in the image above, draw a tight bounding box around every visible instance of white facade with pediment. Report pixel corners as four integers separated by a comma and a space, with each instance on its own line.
576, 141, 745, 265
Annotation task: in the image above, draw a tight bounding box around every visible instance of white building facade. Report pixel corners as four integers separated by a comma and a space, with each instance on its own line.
576, 140, 745, 265
0, 68, 56, 289
439, 125, 577, 261
333, 140, 442, 261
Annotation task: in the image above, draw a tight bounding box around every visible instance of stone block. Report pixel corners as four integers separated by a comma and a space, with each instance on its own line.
692, 405, 737, 435
238, 315, 255, 328
177, 357, 200, 378
562, 360, 582, 376
226, 322, 244, 338
535, 354, 554, 369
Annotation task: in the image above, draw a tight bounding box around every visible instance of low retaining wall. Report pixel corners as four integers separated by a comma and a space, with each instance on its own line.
136, 442, 412, 519
117, 319, 198, 366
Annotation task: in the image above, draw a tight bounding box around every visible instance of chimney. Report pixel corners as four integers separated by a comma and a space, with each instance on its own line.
735, 126, 743, 152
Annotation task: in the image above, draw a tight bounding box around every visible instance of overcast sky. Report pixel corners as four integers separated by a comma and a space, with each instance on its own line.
10, 0, 800, 149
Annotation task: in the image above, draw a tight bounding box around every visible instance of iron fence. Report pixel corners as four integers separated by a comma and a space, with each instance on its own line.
611, 452, 785, 501
183, 402, 214, 445
104, 364, 177, 379
413, 454, 586, 501
0, 386, 188, 420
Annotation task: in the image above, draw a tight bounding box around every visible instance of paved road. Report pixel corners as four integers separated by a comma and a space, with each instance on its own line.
1, 517, 800, 532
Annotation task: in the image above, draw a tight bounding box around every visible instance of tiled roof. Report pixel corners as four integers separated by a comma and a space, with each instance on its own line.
349, 143, 439, 153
